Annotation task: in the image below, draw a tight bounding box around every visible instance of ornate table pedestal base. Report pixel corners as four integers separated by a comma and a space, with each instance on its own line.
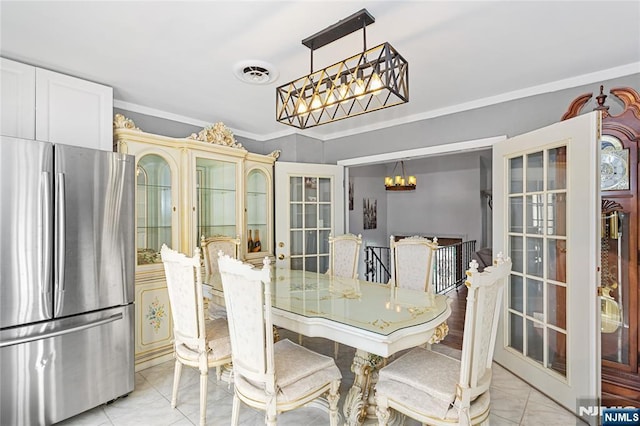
343, 322, 449, 426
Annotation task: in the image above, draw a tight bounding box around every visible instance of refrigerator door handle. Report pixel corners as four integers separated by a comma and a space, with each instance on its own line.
55, 172, 66, 316
0, 313, 123, 348
41, 171, 52, 318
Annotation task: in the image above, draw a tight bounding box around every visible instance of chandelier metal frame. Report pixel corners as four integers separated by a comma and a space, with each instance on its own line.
276, 9, 409, 129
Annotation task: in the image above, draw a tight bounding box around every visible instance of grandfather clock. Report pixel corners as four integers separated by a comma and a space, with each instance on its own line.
562, 86, 640, 406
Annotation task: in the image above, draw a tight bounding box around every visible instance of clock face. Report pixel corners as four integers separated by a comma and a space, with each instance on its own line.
601, 150, 629, 191
601, 135, 624, 152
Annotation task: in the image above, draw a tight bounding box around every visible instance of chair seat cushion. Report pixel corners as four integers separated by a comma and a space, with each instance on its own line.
205, 318, 232, 359
378, 347, 460, 418
376, 376, 491, 423
175, 318, 231, 362
234, 339, 341, 403
274, 339, 339, 388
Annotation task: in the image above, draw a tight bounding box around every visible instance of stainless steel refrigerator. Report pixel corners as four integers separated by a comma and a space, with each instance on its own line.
0, 136, 135, 425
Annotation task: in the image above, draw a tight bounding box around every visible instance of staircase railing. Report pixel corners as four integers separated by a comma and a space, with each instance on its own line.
364, 240, 477, 294
364, 245, 391, 284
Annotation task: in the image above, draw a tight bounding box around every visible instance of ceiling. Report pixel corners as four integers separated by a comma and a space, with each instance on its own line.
1, 1, 639, 142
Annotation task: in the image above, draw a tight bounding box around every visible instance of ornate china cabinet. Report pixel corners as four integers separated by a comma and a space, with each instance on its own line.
562, 86, 640, 406
113, 114, 278, 369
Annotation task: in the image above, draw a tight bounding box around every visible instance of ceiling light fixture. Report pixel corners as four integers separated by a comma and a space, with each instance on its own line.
276, 9, 409, 129
385, 161, 416, 191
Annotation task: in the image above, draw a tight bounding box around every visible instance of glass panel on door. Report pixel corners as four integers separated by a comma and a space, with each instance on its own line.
289, 176, 331, 272
136, 154, 172, 265
196, 157, 236, 240
507, 147, 568, 378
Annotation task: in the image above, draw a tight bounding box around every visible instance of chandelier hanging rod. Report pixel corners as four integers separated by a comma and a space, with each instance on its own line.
303, 9, 374, 74
302, 9, 375, 51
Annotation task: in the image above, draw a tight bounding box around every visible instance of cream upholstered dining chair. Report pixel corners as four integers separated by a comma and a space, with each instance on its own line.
201, 234, 241, 276
374, 253, 512, 426
327, 233, 362, 278
200, 234, 241, 318
389, 235, 439, 292
160, 244, 233, 426
217, 253, 342, 426
326, 233, 362, 357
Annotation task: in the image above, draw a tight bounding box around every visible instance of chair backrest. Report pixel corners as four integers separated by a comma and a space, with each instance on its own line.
458, 252, 512, 403
160, 244, 206, 351
201, 235, 241, 276
389, 235, 438, 292
328, 233, 362, 279
218, 253, 274, 390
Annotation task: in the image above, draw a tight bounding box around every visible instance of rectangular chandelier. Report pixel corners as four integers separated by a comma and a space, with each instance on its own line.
276, 9, 409, 130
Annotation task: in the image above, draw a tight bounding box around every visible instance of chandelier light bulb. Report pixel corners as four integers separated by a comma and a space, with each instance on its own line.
310, 93, 323, 110
296, 98, 308, 115
370, 71, 383, 96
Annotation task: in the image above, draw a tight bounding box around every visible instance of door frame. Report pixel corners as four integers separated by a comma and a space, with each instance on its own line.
336, 136, 506, 231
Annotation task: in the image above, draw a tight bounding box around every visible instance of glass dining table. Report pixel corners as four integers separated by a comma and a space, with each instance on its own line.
205, 266, 451, 426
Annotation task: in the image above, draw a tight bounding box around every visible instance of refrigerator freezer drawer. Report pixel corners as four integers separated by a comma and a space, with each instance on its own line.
0, 304, 134, 425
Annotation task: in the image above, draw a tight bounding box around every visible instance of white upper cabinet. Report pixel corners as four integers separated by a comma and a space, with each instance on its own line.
0, 58, 36, 139
35, 67, 112, 150
1, 57, 113, 151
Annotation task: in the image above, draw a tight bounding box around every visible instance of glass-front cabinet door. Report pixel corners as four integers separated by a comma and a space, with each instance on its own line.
246, 169, 267, 256
245, 162, 274, 265
136, 153, 178, 267
194, 155, 238, 244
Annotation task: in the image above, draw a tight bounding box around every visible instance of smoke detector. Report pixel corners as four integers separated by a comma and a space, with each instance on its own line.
233, 60, 279, 85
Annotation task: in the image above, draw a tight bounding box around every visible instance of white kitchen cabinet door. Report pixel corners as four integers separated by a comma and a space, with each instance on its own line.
0, 57, 36, 139
36, 68, 113, 151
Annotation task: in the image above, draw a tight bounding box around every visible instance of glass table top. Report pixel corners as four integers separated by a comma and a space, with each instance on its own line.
205, 266, 450, 337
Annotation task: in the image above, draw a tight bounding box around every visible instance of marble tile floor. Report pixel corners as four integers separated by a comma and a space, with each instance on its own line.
56, 329, 584, 426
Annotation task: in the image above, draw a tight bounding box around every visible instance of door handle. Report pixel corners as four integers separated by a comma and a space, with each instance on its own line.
278, 254, 285, 260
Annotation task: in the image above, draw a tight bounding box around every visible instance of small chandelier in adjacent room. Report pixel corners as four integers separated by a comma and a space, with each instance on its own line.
276, 9, 409, 129
385, 161, 416, 191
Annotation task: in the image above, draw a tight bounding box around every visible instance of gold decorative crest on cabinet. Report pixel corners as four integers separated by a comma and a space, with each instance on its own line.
113, 113, 141, 131
188, 122, 244, 149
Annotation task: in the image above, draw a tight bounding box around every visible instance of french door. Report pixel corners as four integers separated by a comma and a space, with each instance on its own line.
492, 111, 601, 422
274, 161, 344, 271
